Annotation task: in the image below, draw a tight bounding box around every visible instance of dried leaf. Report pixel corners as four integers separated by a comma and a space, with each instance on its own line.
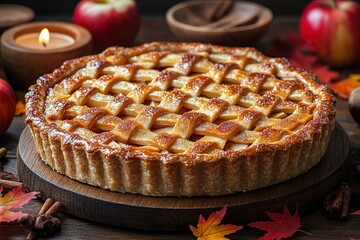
268, 31, 309, 60
15, 100, 26, 116
311, 65, 340, 85
248, 205, 310, 240
190, 206, 243, 240
351, 209, 360, 215
0, 206, 27, 222
269, 31, 339, 84
0, 186, 38, 223
329, 74, 360, 100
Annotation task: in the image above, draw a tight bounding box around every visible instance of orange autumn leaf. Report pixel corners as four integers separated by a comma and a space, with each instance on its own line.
15, 100, 26, 116
329, 74, 360, 100
190, 206, 243, 240
0, 186, 38, 223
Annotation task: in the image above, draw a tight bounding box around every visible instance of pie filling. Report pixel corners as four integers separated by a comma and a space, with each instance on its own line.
25, 42, 336, 196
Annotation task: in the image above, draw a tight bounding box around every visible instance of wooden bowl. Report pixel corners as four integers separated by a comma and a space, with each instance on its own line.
166, 0, 273, 46
1, 22, 92, 91
0, 4, 35, 34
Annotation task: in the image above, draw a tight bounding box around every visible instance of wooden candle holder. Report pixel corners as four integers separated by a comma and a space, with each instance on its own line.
1, 21, 92, 90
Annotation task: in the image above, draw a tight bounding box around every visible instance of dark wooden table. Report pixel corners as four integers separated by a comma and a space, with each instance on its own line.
1, 16, 360, 239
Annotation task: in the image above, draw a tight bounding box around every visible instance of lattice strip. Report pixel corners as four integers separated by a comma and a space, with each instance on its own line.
45, 100, 74, 119
276, 114, 312, 131
158, 90, 188, 113
149, 70, 180, 90
198, 136, 227, 149
127, 84, 156, 103
171, 112, 205, 139
172, 54, 204, 75
53, 75, 90, 95
207, 62, 238, 83
73, 108, 107, 130
196, 98, 229, 122
135, 106, 167, 129
253, 128, 289, 145
181, 75, 212, 97
113, 64, 139, 81
251, 93, 282, 117
86, 93, 131, 116
218, 85, 246, 105
111, 120, 142, 143
68, 87, 98, 105
128, 51, 169, 69
270, 80, 300, 99
185, 141, 220, 154
242, 73, 267, 93
84, 60, 110, 78
89, 75, 119, 93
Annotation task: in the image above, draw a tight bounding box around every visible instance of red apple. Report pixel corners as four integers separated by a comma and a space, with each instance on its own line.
0, 79, 16, 136
73, 0, 140, 52
299, 0, 360, 67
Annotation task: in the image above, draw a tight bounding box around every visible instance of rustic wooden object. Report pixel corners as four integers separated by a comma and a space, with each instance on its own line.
201, 0, 234, 23
17, 124, 350, 231
1, 21, 92, 90
166, 0, 272, 46
0, 4, 34, 34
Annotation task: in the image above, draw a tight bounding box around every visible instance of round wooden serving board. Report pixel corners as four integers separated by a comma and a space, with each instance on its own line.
17, 124, 350, 231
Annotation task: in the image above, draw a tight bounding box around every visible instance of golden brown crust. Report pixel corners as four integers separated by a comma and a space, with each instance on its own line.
25, 42, 336, 196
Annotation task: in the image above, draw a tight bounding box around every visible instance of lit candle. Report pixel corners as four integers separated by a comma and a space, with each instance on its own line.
1, 21, 92, 90
15, 28, 75, 50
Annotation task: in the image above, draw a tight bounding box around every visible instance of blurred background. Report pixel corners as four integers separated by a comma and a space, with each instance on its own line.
0, 0, 320, 16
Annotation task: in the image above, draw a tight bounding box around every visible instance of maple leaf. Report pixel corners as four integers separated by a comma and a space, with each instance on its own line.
351, 209, 360, 215
329, 74, 360, 100
0, 186, 38, 223
268, 31, 309, 60
15, 100, 26, 116
311, 65, 339, 84
190, 206, 243, 240
269, 31, 339, 84
0, 206, 27, 222
248, 205, 310, 240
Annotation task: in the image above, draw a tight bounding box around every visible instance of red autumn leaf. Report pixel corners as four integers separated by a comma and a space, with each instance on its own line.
287, 49, 317, 70
268, 31, 309, 60
349, 237, 360, 240
248, 205, 310, 240
329, 74, 360, 100
0, 207, 27, 223
310, 65, 339, 84
190, 206, 243, 240
351, 209, 360, 215
15, 100, 26, 116
0, 186, 38, 223
269, 31, 339, 84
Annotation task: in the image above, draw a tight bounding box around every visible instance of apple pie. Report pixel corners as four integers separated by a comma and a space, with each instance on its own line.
25, 42, 336, 196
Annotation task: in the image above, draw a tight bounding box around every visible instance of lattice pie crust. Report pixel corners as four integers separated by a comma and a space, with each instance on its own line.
25, 42, 336, 196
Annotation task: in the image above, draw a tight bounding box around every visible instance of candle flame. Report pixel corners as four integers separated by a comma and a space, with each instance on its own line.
39, 28, 50, 47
